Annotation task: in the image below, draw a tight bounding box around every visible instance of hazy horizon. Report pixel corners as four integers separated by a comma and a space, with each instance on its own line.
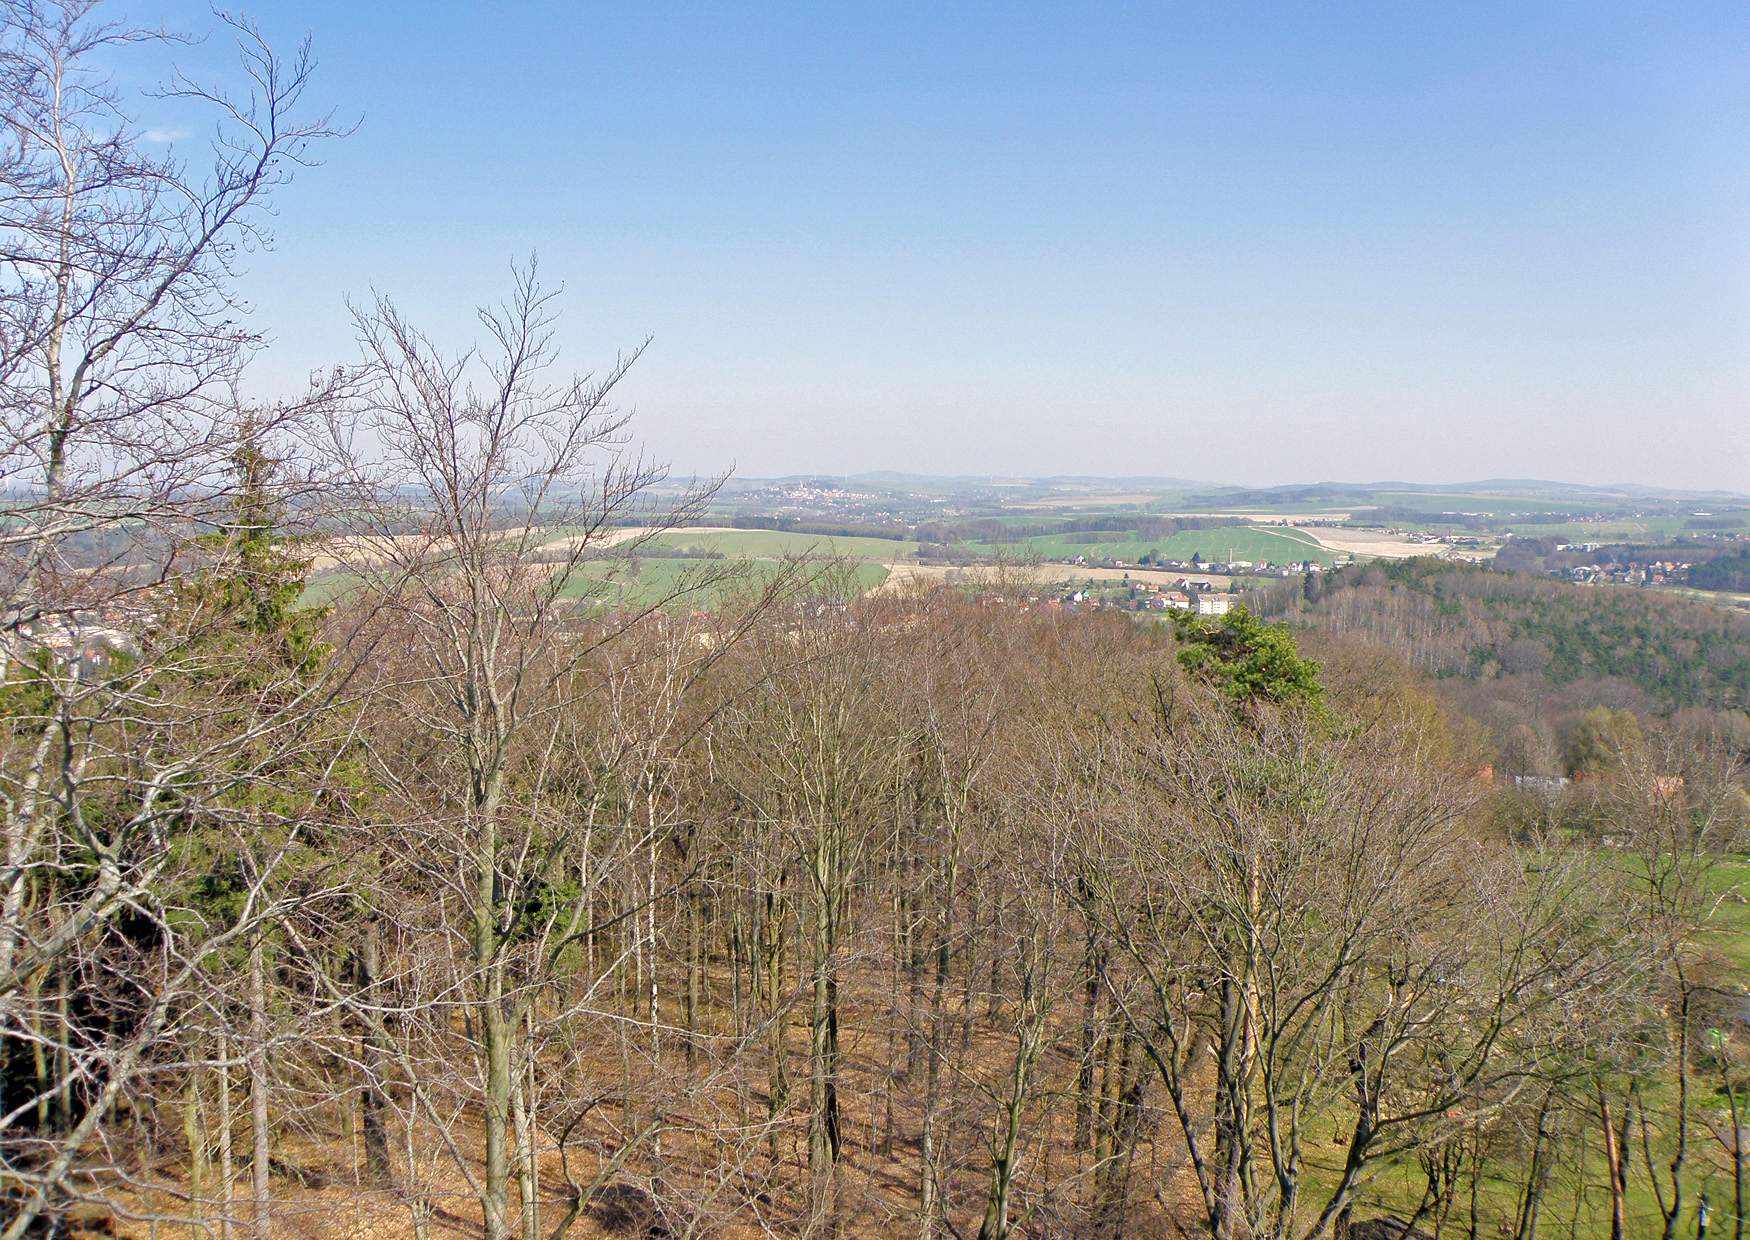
711, 470, 1750, 499
135, 1, 1750, 492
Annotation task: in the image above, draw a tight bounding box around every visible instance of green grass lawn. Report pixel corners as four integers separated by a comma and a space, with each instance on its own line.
1345, 1136, 1724, 1238
300, 530, 905, 612
1701, 856, 1750, 974
1337, 850, 1750, 1234
968, 526, 1334, 567
557, 555, 889, 609
299, 571, 366, 608
642, 529, 919, 562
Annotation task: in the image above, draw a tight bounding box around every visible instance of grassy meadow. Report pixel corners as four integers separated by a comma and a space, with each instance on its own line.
556, 555, 889, 608
640, 528, 920, 561
972, 525, 1336, 566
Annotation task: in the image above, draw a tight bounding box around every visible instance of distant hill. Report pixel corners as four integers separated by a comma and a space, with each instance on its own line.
722, 473, 1750, 507
1187, 479, 1750, 508
847, 471, 1213, 491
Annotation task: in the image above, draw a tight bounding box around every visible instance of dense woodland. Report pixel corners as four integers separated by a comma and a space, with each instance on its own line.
4, 6, 1750, 1240
1245, 561, 1750, 783
1691, 553, 1750, 595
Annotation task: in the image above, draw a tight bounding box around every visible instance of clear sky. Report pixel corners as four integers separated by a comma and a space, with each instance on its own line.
130, 2, 1750, 491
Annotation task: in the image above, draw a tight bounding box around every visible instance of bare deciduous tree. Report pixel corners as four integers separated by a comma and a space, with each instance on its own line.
0, 4, 343, 1232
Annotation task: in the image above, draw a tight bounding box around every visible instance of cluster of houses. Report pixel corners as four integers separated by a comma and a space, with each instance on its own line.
1489, 768, 1689, 804
1553, 557, 1692, 587
5, 606, 147, 679
1056, 579, 1237, 616
732, 480, 920, 526
1128, 579, 1236, 615
1068, 554, 1333, 579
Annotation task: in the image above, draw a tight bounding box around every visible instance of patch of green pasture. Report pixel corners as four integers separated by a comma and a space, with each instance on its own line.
1345, 1134, 1722, 1238
558, 556, 889, 609
299, 572, 366, 608
556, 557, 725, 607
643, 529, 918, 562
969, 527, 1334, 566
1288, 849, 1750, 1233
1701, 856, 1750, 975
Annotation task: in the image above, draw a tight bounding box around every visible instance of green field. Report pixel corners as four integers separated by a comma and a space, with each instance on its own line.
1370, 490, 1577, 516
1701, 855, 1750, 972
301, 556, 892, 611
995, 488, 1750, 551
1497, 518, 1696, 540
641, 529, 919, 561
300, 528, 912, 611
557, 555, 887, 608
970, 526, 1335, 567
300, 571, 366, 607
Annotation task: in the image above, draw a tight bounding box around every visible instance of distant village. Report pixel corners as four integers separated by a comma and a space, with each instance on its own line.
1055, 577, 1238, 616
1063, 552, 1334, 578
4, 603, 146, 680
1548, 543, 1693, 587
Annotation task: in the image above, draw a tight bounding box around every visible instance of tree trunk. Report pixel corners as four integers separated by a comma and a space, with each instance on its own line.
218, 1032, 235, 1240
357, 922, 391, 1180
808, 833, 843, 1181
976, 992, 1045, 1240
248, 936, 271, 1240
1075, 919, 1099, 1154
763, 884, 789, 1171
512, 1054, 539, 1240
1599, 1082, 1626, 1240
482, 996, 515, 1240
686, 878, 702, 1069
186, 1070, 209, 1233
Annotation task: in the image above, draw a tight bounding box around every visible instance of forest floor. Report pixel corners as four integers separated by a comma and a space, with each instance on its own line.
103, 958, 1208, 1240
97, 861, 1750, 1240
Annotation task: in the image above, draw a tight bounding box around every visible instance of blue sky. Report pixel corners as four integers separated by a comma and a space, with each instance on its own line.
130, 3, 1750, 489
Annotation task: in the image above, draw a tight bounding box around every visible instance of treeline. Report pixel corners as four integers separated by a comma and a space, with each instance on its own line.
1241, 559, 1750, 781
1691, 549, 1750, 592
648, 515, 1249, 550
1368, 505, 1496, 529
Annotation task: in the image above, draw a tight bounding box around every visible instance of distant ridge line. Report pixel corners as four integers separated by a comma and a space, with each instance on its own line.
721, 473, 1750, 504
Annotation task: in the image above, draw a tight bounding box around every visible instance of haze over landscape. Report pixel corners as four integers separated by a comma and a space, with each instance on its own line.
134, 0, 1750, 490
